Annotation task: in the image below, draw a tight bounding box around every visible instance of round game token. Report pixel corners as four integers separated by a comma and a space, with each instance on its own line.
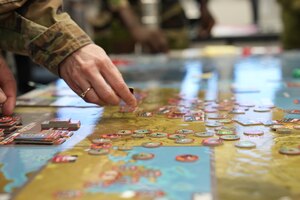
253, 107, 271, 112
90, 143, 112, 149
216, 129, 236, 136
142, 142, 162, 148
234, 141, 256, 148
131, 133, 145, 138
117, 130, 133, 136
276, 128, 292, 134
134, 129, 151, 134
194, 131, 214, 137
0, 116, 12, 123
101, 134, 121, 140
175, 138, 194, 144
205, 121, 223, 127
202, 138, 223, 146
149, 132, 168, 138
176, 154, 199, 162
270, 125, 284, 131
175, 129, 194, 135
243, 130, 264, 136
279, 147, 300, 155
293, 125, 300, 130
220, 134, 240, 141
168, 134, 186, 140
92, 138, 112, 145
118, 145, 133, 151
88, 148, 109, 155
132, 152, 155, 160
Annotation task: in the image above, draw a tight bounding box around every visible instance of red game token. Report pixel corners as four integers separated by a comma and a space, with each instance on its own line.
101, 134, 121, 140
0, 116, 12, 123
202, 138, 223, 146
243, 130, 264, 136
175, 154, 199, 162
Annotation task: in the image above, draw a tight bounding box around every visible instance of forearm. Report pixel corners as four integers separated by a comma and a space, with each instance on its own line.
0, 0, 93, 76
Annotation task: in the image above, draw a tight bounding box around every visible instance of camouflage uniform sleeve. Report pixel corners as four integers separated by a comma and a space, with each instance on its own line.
108, 0, 129, 11
0, 0, 93, 76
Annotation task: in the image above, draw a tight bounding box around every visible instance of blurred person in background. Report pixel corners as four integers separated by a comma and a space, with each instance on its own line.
277, 0, 300, 49
89, 0, 215, 54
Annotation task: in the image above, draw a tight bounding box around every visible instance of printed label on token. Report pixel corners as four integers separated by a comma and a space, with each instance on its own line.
194, 132, 214, 137
150, 132, 168, 138
220, 135, 240, 141
175, 138, 194, 144
176, 154, 198, 162
142, 142, 162, 148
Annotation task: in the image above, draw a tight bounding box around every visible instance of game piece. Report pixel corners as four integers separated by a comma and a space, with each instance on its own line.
229, 109, 246, 114
175, 138, 194, 144
206, 113, 227, 120
293, 125, 300, 130
149, 132, 168, 138
142, 142, 162, 148
216, 129, 236, 136
235, 141, 256, 148
205, 121, 223, 127
90, 143, 112, 149
137, 112, 153, 117
270, 124, 285, 131
117, 130, 133, 136
218, 119, 232, 124
175, 154, 198, 162
261, 120, 280, 126
168, 134, 186, 140
134, 129, 151, 134
202, 138, 223, 146
220, 135, 240, 141
175, 129, 194, 135
279, 147, 300, 155
88, 148, 109, 155
0, 132, 20, 145
243, 130, 264, 136
92, 138, 112, 145
132, 153, 155, 160
118, 145, 133, 151
235, 119, 263, 126
253, 107, 271, 112
101, 134, 121, 140
183, 115, 195, 122
41, 118, 80, 130
275, 128, 292, 134
131, 133, 146, 138
0, 116, 12, 123
194, 131, 214, 137
51, 155, 78, 163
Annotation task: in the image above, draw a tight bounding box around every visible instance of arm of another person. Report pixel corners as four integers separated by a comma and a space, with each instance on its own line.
0, 0, 137, 115
108, 0, 168, 53
198, 0, 215, 39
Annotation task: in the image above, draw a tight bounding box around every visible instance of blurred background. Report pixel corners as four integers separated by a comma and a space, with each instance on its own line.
8, 0, 287, 94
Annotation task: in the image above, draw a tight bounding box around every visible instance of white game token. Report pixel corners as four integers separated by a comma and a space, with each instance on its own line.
235, 141, 256, 148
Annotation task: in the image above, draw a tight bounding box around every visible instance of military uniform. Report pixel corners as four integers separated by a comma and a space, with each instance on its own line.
90, 0, 189, 53
0, 0, 93, 76
277, 0, 300, 49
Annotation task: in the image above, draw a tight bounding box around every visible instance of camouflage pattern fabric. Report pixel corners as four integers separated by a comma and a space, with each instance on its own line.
277, 0, 300, 49
0, 0, 93, 76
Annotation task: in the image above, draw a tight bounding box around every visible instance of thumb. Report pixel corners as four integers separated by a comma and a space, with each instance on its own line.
0, 88, 7, 104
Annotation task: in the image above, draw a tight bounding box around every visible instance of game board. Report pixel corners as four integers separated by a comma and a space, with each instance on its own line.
1, 50, 300, 200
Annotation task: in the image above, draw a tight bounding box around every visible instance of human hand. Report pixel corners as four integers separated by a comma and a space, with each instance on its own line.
0, 56, 17, 115
198, 8, 215, 39
131, 27, 169, 53
59, 44, 137, 107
